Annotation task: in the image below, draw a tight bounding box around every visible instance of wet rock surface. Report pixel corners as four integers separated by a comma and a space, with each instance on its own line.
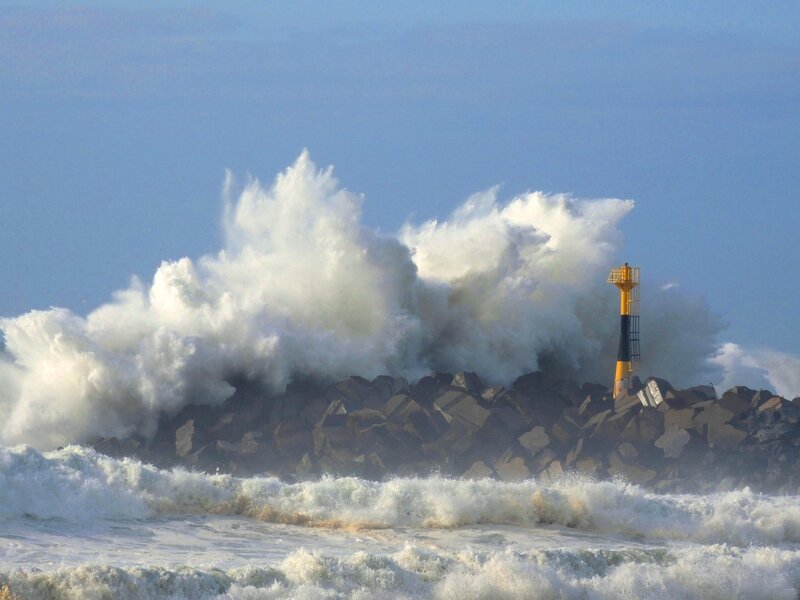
92, 373, 800, 493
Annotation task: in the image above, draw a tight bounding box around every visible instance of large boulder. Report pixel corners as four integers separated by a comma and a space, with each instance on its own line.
490, 389, 536, 427
655, 426, 691, 458
550, 415, 582, 445
382, 394, 422, 421
518, 426, 550, 455
721, 386, 757, 410
450, 372, 484, 394
411, 376, 444, 406
754, 422, 795, 443
273, 418, 313, 459
493, 449, 531, 481
664, 408, 696, 430
216, 431, 277, 473
607, 451, 656, 485
614, 391, 641, 413
433, 390, 491, 430
528, 448, 558, 473
694, 403, 735, 429
371, 375, 409, 400
708, 423, 747, 449
566, 438, 585, 465
326, 376, 384, 411
619, 408, 663, 445
463, 461, 495, 479
175, 419, 208, 458
717, 389, 753, 418
637, 378, 674, 408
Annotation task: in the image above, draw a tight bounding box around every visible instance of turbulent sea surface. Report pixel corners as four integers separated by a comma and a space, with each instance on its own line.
3, 446, 800, 599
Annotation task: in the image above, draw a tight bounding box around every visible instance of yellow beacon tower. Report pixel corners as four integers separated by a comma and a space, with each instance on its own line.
607, 263, 640, 399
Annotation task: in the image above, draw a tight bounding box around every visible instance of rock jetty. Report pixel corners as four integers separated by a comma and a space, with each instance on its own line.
92, 373, 800, 493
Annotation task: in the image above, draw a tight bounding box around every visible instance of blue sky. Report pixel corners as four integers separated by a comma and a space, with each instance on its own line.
1, 1, 799, 361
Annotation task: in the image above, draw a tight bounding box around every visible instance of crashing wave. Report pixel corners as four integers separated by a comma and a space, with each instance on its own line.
2, 445, 800, 547
2, 544, 800, 600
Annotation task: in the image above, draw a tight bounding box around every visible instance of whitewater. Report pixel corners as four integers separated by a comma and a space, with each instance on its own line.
1, 445, 800, 599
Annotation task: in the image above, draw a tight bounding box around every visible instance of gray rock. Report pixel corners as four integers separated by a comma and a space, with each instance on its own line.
216, 432, 278, 473
566, 438, 584, 465
780, 402, 800, 424
490, 390, 536, 426
694, 403, 735, 427
551, 417, 582, 444
529, 448, 557, 473
313, 413, 353, 455
544, 460, 564, 479
184, 443, 217, 469
717, 476, 739, 492
757, 396, 783, 413
591, 410, 633, 442
326, 376, 383, 411
655, 426, 691, 458
617, 442, 639, 459
607, 451, 656, 485
574, 456, 602, 476
722, 386, 757, 408
683, 385, 717, 401
433, 390, 491, 430
451, 372, 484, 394
371, 375, 409, 399
274, 418, 313, 458
583, 409, 612, 430
518, 426, 550, 455
755, 422, 794, 443
751, 389, 776, 409
176, 419, 206, 458
578, 393, 611, 418
512, 371, 548, 396
300, 397, 330, 426
494, 452, 531, 481
717, 390, 752, 418
708, 423, 747, 449
463, 461, 494, 479
411, 376, 442, 405
295, 453, 315, 478
637, 378, 673, 408
406, 409, 444, 442
382, 394, 420, 420
664, 408, 695, 430
619, 408, 663, 445
614, 391, 640, 413
481, 387, 504, 402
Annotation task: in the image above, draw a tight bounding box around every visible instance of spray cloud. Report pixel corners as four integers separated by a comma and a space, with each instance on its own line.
0, 151, 726, 448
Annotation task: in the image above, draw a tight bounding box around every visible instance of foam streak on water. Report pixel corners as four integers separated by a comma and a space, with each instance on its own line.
2, 445, 800, 599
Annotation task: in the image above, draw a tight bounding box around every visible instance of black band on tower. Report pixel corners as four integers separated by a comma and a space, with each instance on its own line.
617, 314, 631, 362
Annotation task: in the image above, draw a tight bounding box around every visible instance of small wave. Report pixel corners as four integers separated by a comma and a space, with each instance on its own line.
2, 545, 800, 600
3, 445, 800, 546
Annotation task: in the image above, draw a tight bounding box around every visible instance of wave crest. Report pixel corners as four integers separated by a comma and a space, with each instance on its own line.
3, 445, 800, 548
3, 545, 800, 600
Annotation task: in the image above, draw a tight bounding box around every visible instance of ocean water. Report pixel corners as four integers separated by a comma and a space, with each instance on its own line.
2, 446, 800, 599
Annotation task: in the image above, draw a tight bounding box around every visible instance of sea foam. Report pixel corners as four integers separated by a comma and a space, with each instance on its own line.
2, 445, 800, 547
3, 545, 800, 600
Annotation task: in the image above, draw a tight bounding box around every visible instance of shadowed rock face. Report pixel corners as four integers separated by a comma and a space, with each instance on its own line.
91, 372, 800, 493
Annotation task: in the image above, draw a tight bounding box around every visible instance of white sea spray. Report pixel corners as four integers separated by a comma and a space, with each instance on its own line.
0, 152, 724, 449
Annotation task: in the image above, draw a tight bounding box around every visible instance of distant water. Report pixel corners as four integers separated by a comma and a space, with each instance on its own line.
2, 446, 800, 599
